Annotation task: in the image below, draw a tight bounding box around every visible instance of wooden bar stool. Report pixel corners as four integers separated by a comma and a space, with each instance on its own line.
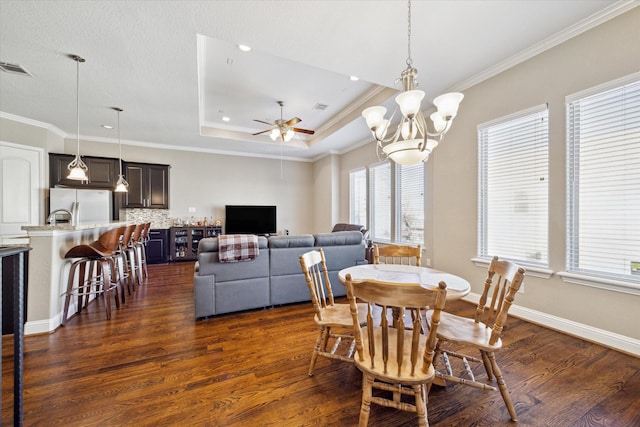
61, 226, 126, 325
138, 222, 151, 280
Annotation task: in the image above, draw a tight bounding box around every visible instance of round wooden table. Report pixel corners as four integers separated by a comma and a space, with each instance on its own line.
338, 263, 471, 300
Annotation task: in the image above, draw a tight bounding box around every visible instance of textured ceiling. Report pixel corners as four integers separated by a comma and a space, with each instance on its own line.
0, 0, 630, 161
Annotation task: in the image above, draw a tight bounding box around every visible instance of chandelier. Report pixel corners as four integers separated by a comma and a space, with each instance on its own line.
113, 107, 129, 193
67, 55, 89, 180
361, 0, 463, 165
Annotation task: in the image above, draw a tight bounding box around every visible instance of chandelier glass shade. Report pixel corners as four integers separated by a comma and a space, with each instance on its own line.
113, 107, 129, 193
362, 0, 463, 165
67, 55, 89, 180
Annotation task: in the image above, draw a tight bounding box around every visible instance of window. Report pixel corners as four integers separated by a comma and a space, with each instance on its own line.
566, 76, 640, 283
478, 105, 549, 266
349, 168, 367, 226
397, 163, 424, 245
370, 162, 391, 241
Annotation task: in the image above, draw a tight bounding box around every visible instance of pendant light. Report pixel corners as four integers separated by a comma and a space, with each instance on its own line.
113, 107, 129, 192
66, 55, 89, 180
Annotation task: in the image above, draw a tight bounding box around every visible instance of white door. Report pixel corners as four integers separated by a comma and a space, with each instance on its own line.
0, 141, 43, 236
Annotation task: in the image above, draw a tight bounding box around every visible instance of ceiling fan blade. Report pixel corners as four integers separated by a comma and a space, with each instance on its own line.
252, 129, 272, 136
293, 127, 315, 135
253, 119, 275, 126
285, 117, 302, 127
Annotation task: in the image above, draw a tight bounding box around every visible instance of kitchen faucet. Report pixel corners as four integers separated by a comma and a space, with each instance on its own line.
48, 202, 78, 226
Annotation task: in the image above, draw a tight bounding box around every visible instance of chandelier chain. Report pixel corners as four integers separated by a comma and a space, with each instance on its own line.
406, 0, 412, 66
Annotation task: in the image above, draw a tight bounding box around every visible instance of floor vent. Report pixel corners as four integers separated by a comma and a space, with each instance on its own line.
0, 61, 34, 77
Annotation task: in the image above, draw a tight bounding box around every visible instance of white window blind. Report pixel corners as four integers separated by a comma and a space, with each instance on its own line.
478, 105, 549, 266
370, 162, 391, 241
349, 168, 367, 226
567, 76, 640, 283
397, 163, 424, 245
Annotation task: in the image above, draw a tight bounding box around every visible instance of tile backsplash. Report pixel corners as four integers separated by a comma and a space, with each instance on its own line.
120, 209, 170, 229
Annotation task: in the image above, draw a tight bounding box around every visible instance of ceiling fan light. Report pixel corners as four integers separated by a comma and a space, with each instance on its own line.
396, 89, 425, 118
284, 129, 295, 142
433, 92, 464, 120
270, 128, 279, 141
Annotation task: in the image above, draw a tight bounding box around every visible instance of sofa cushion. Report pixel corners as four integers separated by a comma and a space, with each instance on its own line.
315, 230, 363, 246
268, 234, 315, 248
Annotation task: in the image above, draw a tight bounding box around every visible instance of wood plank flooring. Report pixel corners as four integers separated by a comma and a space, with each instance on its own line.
3, 261, 639, 426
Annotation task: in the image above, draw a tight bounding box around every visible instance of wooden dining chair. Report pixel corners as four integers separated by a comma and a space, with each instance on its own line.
427, 255, 525, 422
374, 244, 422, 266
345, 273, 447, 427
299, 248, 367, 376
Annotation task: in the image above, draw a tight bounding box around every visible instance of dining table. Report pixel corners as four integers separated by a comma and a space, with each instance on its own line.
338, 263, 471, 300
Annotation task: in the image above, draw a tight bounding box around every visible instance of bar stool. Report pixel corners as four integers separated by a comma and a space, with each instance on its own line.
115, 224, 137, 298
61, 226, 126, 325
126, 224, 145, 289
138, 222, 151, 280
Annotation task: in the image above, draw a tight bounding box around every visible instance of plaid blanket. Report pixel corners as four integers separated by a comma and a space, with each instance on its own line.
218, 234, 259, 263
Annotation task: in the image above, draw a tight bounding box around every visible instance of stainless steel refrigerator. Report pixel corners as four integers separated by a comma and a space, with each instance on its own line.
49, 188, 112, 224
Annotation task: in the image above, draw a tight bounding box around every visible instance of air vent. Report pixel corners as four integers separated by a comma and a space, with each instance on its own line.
0, 61, 33, 77
313, 103, 328, 111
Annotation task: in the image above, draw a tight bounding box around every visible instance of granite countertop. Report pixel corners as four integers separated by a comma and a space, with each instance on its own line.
22, 221, 126, 232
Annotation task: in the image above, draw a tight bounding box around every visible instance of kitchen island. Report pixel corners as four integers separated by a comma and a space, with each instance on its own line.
21, 222, 125, 335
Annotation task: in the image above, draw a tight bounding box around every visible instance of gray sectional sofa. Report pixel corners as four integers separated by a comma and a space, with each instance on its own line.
193, 230, 367, 318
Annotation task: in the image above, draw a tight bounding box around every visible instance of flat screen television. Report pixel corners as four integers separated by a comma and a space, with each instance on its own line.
225, 205, 277, 235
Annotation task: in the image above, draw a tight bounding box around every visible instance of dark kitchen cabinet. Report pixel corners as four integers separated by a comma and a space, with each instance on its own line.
49, 153, 118, 189
121, 162, 170, 209
146, 229, 169, 264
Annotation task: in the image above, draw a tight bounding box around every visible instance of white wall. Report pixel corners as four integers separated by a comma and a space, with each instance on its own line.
73, 140, 316, 235
340, 8, 640, 344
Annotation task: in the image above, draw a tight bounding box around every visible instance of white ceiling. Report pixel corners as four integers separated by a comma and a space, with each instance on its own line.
0, 0, 631, 161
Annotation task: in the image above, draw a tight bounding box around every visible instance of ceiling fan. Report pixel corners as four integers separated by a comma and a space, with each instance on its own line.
252, 101, 315, 142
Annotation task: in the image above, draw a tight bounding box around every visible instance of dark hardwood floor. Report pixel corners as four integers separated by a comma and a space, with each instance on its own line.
3, 261, 639, 426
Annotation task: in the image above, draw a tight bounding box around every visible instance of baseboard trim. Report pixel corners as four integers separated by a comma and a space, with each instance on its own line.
463, 293, 640, 357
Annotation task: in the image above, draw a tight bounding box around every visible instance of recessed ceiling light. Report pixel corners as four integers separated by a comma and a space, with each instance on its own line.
350, 75, 359, 81
237, 44, 251, 52
102, 124, 113, 129
222, 116, 230, 122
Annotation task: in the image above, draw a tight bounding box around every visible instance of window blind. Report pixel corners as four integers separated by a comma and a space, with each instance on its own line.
370, 162, 391, 241
349, 168, 367, 226
567, 77, 640, 282
478, 104, 549, 266
397, 163, 424, 244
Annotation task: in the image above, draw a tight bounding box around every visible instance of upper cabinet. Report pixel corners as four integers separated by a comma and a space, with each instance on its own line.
49, 153, 118, 189
121, 162, 170, 209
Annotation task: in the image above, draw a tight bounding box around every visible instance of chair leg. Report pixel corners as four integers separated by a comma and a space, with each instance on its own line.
487, 351, 517, 422
480, 350, 494, 380
308, 327, 325, 376
413, 384, 428, 427
359, 375, 373, 427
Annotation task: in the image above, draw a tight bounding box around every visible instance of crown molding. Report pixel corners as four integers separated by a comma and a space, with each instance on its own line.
452, 0, 639, 93
0, 111, 67, 139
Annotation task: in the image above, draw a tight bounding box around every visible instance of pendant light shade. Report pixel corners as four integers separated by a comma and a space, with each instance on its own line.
67, 55, 89, 180
113, 107, 129, 193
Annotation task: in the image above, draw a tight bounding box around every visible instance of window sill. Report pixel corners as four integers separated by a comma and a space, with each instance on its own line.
470, 257, 553, 279
557, 272, 640, 296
